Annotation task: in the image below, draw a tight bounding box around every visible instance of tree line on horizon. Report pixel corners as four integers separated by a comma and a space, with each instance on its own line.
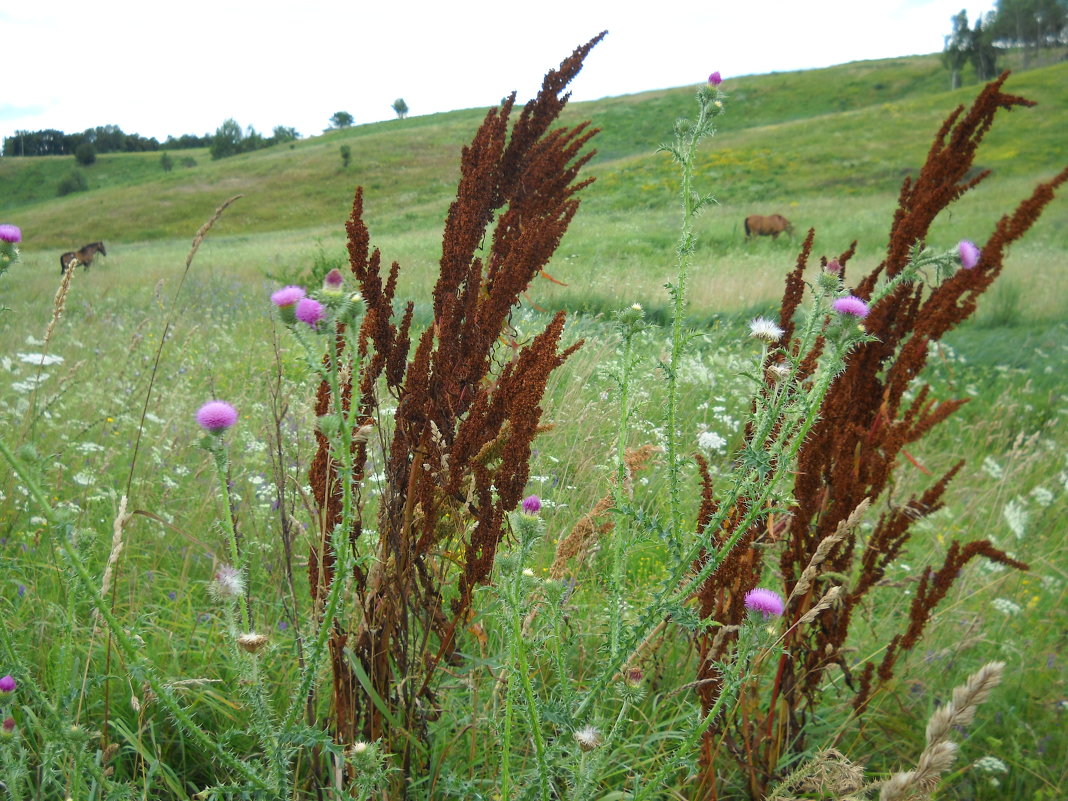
942, 0, 1068, 87
3, 97, 412, 160
2, 120, 305, 161
2, 125, 210, 158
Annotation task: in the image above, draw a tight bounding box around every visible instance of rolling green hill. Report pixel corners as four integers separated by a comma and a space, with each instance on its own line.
3, 55, 1065, 251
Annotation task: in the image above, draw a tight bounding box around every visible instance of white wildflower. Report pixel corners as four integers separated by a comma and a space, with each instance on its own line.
991, 598, 1021, 616
73, 471, 95, 487
1030, 486, 1054, 507
1039, 573, 1064, 591
16, 352, 64, 366
11, 377, 47, 393
982, 456, 1004, 480
1002, 498, 1029, 539
698, 430, 727, 453
973, 756, 1009, 774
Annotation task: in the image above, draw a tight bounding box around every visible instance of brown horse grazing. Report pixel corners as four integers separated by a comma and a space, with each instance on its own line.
60, 241, 107, 274
744, 214, 794, 240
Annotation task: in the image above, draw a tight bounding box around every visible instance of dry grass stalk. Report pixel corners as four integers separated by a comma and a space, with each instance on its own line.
550, 443, 658, 579
924, 659, 1005, 745
787, 498, 870, 605
879, 661, 1005, 801
795, 584, 843, 626
94, 495, 131, 626
766, 747, 868, 801
43, 258, 78, 350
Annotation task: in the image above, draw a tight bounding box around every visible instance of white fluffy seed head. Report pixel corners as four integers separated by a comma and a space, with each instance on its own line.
573, 725, 602, 751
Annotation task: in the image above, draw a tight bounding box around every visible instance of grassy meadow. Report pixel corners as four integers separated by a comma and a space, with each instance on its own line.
0, 51, 1066, 800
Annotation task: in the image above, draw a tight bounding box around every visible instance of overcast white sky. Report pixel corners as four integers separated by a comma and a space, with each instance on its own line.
1, 0, 994, 147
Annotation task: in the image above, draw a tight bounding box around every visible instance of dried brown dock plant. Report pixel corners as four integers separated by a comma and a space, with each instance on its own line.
694, 74, 1066, 798
306, 33, 605, 781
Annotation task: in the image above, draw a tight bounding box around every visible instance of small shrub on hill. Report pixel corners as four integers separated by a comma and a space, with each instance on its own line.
56, 169, 88, 196
73, 142, 95, 166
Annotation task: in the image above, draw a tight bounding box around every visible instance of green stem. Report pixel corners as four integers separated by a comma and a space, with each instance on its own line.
211, 444, 251, 633
500, 671, 514, 801
281, 330, 364, 731
0, 437, 56, 523
511, 605, 551, 801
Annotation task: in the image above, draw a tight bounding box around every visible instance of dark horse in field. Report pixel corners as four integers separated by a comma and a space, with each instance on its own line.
60, 241, 107, 274
744, 214, 794, 240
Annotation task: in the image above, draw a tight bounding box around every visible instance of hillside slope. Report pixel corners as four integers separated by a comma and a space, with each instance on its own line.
1, 55, 1065, 250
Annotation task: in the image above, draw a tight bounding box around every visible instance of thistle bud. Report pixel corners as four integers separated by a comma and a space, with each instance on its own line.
322, 268, 345, 293
237, 632, 269, 654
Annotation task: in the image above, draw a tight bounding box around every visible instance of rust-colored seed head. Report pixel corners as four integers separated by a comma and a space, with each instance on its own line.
306, 34, 606, 758
693, 73, 1063, 796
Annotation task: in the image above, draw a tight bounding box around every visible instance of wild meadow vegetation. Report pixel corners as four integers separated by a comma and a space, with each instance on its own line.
1, 35, 1066, 801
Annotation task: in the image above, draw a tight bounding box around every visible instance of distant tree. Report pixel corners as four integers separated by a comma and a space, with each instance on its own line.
181, 156, 198, 168
971, 12, 1001, 80
392, 98, 409, 119
339, 145, 351, 169
160, 152, 174, 172
943, 9, 973, 89
329, 111, 354, 129
242, 125, 265, 153
210, 118, 244, 159
990, 0, 1068, 49
271, 125, 300, 144
74, 142, 96, 166
162, 133, 211, 150
2, 129, 68, 156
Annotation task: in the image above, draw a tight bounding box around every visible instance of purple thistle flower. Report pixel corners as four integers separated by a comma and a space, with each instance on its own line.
744, 588, 784, 619
832, 295, 870, 318
323, 268, 345, 292
1, 717, 13, 734
270, 285, 305, 307
825, 258, 842, 274
958, 239, 980, 269
295, 297, 326, 328
708, 71, 722, 86
521, 495, 542, 515
196, 400, 238, 432
0, 675, 15, 693
0, 224, 21, 243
